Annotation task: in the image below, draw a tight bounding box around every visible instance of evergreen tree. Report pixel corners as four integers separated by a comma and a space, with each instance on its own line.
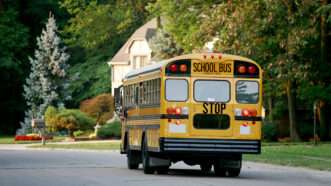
18, 13, 70, 134
149, 28, 183, 60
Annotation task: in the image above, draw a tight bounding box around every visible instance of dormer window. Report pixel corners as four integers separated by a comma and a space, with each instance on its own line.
133, 55, 148, 69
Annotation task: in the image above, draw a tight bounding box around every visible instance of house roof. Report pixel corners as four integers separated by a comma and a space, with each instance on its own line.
108, 18, 157, 65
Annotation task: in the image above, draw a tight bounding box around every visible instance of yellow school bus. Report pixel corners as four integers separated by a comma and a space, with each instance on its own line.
119, 53, 262, 177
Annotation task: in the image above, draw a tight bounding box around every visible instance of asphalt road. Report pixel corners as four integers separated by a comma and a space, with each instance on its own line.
0, 149, 331, 186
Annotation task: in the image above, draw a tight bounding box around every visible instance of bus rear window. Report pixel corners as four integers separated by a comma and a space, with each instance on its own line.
194, 80, 230, 102
236, 81, 259, 103
165, 79, 188, 101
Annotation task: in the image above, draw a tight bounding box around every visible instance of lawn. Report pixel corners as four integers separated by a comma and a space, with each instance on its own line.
0, 135, 66, 144
29, 141, 120, 150
244, 143, 331, 171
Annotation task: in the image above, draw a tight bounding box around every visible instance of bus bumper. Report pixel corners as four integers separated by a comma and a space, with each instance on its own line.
159, 138, 261, 155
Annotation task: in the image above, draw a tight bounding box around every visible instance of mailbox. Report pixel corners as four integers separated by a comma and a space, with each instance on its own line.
31, 119, 45, 129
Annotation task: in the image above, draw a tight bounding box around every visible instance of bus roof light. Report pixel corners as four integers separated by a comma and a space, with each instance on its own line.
248, 66, 257, 74
218, 54, 222, 59
169, 64, 177, 72
238, 65, 246, 74
179, 64, 187, 72
211, 55, 214, 59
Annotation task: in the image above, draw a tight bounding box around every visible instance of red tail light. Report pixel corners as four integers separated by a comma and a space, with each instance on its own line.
175, 107, 181, 115
249, 109, 257, 117
238, 65, 246, 74
167, 107, 182, 115
248, 66, 257, 74
167, 107, 175, 114
242, 109, 250, 117
241, 108, 257, 117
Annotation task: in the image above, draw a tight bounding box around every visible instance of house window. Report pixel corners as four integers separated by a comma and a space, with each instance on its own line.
133, 56, 148, 69
141, 56, 148, 67
112, 66, 115, 81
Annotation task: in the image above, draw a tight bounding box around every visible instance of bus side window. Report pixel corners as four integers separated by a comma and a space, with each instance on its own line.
135, 86, 139, 105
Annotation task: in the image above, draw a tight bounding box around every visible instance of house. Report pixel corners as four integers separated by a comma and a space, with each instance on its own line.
107, 18, 157, 98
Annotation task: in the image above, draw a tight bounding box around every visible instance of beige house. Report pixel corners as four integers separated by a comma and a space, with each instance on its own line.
107, 18, 157, 96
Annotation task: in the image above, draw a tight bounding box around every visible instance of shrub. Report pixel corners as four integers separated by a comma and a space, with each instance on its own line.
56, 109, 95, 136
45, 106, 59, 130
44, 106, 96, 137
299, 122, 315, 141
262, 121, 278, 142
96, 121, 121, 139
80, 94, 114, 124
73, 130, 84, 137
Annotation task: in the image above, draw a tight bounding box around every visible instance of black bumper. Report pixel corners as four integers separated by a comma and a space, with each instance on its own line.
160, 138, 261, 154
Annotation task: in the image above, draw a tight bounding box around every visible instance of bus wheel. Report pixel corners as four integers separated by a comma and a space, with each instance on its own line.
156, 166, 169, 174
227, 168, 241, 177
142, 137, 154, 174
200, 163, 212, 173
214, 163, 226, 177
127, 143, 139, 169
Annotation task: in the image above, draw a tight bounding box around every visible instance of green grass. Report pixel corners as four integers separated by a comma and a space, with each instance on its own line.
0, 136, 66, 144
29, 142, 120, 150
0, 136, 14, 144
245, 143, 331, 171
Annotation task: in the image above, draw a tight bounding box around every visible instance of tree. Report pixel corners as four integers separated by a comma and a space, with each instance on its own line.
19, 13, 70, 134
149, 0, 331, 141
80, 94, 114, 124
149, 28, 184, 60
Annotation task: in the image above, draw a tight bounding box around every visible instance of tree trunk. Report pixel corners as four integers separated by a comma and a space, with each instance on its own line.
0, 0, 3, 12
268, 96, 273, 122
286, 80, 300, 141
317, 101, 328, 140
320, 0, 330, 140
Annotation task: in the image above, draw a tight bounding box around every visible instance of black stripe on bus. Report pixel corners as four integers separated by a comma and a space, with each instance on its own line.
127, 115, 160, 121
127, 114, 189, 121
235, 116, 262, 121
126, 124, 160, 129
160, 114, 189, 119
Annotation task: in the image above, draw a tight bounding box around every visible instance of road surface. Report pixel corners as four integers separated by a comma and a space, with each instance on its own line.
0, 149, 330, 186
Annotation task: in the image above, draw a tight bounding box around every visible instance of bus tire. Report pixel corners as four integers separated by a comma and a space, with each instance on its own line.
214, 163, 226, 177
127, 143, 139, 169
142, 137, 154, 174
227, 168, 241, 177
200, 163, 212, 173
156, 166, 169, 174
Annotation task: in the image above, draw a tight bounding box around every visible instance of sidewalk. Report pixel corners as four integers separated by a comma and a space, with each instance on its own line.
0, 140, 120, 151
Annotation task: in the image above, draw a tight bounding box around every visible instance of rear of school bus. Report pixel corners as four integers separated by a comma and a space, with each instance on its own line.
158, 53, 262, 176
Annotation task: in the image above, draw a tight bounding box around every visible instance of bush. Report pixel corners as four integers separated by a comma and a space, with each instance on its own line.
45, 106, 59, 130
73, 130, 84, 137
44, 106, 96, 137
262, 121, 278, 142
96, 121, 121, 139
80, 94, 114, 124
299, 122, 315, 141
56, 109, 95, 136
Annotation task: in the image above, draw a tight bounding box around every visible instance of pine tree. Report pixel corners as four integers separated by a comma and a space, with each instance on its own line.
18, 13, 70, 134
149, 28, 183, 60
